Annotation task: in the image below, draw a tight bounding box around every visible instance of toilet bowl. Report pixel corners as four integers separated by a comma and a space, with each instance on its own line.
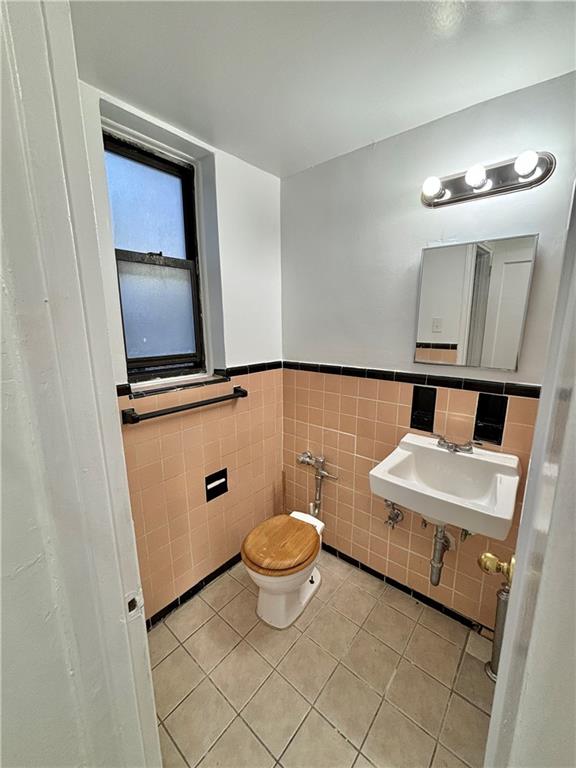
241, 511, 325, 629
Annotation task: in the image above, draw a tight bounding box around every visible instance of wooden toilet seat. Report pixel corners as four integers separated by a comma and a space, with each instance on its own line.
241, 514, 320, 577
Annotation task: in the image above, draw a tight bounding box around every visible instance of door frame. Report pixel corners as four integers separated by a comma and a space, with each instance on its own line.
485, 186, 576, 765
2, 1, 160, 764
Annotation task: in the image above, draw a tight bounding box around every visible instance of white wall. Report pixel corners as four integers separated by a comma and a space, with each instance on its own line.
80, 84, 282, 384
215, 152, 282, 367
281, 73, 576, 384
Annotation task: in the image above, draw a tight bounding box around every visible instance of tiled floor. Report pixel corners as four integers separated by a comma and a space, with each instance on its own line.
149, 551, 495, 768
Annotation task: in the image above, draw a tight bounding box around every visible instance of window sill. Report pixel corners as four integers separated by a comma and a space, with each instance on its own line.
129, 371, 229, 397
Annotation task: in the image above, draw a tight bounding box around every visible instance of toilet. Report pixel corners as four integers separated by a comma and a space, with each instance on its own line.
241, 511, 325, 629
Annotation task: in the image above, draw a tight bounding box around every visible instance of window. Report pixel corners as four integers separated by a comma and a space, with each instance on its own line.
103, 134, 204, 381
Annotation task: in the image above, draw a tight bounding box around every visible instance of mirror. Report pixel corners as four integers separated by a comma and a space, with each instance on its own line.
415, 235, 537, 371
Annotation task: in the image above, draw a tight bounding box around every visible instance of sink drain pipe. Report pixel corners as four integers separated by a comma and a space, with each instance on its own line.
430, 526, 450, 586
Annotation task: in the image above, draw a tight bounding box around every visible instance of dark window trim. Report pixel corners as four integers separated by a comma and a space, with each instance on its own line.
104, 133, 205, 382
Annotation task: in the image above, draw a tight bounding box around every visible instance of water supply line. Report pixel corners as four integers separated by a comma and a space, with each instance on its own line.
296, 450, 338, 517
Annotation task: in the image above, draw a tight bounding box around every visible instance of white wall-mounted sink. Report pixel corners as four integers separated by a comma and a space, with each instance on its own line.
369, 433, 520, 540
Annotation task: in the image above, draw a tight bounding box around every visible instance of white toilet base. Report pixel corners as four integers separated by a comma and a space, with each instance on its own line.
255, 566, 322, 629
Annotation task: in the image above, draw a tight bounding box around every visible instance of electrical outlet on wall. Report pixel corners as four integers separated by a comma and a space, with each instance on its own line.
432, 317, 443, 333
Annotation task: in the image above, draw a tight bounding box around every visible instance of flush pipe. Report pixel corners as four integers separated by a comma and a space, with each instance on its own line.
430, 525, 450, 586
296, 451, 338, 517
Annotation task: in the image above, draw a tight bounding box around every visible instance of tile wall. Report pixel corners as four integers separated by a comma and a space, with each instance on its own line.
120, 364, 537, 628
283, 368, 537, 628
120, 370, 283, 618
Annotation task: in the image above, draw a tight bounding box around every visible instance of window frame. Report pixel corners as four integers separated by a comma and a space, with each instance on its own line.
103, 133, 205, 382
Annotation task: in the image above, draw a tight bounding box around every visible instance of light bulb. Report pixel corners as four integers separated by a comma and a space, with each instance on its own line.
465, 164, 487, 190
422, 176, 444, 200
514, 150, 539, 178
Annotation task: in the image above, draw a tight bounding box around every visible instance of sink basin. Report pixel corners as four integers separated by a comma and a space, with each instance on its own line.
369, 433, 520, 540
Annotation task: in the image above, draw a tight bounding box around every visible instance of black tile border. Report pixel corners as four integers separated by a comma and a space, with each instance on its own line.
285, 361, 540, 398
120, 359, 540, 400
225, 360, 283, 377
146, 552, 242, 629
322, 543, 481, 631
504, 383, 541, 399
415, 343, 458, 350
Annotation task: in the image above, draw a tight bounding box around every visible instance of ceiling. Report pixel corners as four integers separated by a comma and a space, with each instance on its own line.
71, 1, 575, 177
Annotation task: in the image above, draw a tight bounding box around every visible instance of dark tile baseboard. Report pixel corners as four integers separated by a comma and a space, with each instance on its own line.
322, 542, 482, 632
145, 539, 486, 633
146, 552, 242, 629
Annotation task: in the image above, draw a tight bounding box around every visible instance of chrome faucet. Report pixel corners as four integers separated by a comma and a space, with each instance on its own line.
296, 451, 338, 516
432, 434, 482, 454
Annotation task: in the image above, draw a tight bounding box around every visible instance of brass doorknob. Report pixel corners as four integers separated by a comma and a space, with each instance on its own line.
478, 552, 515, 585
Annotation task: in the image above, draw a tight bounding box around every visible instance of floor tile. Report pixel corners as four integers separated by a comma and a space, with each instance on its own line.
165, 596, 215, 642
201, 574, 244, 611
316, 665, 381, 748
363, 701, 435, 768
184, 615, 241, 673
281, 709, 357, 768
148, 622, 179, 668
229, 561, 258, 593
277, 635, 338, 702
342, 629, 399, 695
246, 621, 301, 666
419, 606, 469, 647
380, 585, 423, 621
454, 654, 495, 714
354, 755, 375, 768
305, 606, 359, 659
431, 744, 470, 768
164, 678, 235, 767
159, 725, 187, 768
211, 640, 272, 710
363, 602, 415, 654
440, 695, 490, 768
198, 717, 274, 768
466, 632, 493, 664
294, 596, 323, 631
316, 568, 346, 602
348, 568, 386, 598
405, 624, 462, 686
219, 589, 259, 636
152, 646, 204, 719
243, 672, 310, 757
386, 659, 450, 737
329, 582, 377, 625
319, 553, 357, 581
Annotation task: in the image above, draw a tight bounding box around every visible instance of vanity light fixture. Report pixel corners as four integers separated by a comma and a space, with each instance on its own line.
464, 163, 487, 190
421, 150, 556, 207
514, 150, 540, 178
422, 176, 445, 201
